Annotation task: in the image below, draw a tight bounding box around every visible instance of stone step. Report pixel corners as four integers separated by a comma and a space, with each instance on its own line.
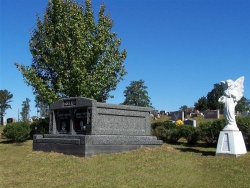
36, 134, 162, 145
36, 138, 80, 145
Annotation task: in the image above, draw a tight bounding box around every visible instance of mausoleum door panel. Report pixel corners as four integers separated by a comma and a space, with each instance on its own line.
57, 110, 70, 134
74, 108, 91, 134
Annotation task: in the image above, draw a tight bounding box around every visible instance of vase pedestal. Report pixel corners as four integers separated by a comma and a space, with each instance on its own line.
216, 130, 247, 157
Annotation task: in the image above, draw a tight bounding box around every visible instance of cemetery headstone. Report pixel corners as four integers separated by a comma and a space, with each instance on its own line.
184, 119, 196, 127
190, 113, 197, 118
152, 110, 159, 116
171, 111, 184, 121
203, 110, 219, 119
7, 118, 15, 124
33, 97, 162, 157
242, 111, 249, 116
160, 110, 166, 115
184, 111, 187, 119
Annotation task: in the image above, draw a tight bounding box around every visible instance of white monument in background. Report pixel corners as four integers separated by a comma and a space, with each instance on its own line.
216, 76, 247, 157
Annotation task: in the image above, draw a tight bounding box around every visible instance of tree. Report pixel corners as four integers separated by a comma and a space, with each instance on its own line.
15, 0, 127, 105
235, 96, 250, 112
20, 98, 31, 122
0, 90, 13, 125
206, 83, 224, 110
179, 105, 188, 111
194, 96, 207, 111
122, 80, 152, 107
179, 105, 193, 112
34, 95, 49, 118
194, 83, 225, 111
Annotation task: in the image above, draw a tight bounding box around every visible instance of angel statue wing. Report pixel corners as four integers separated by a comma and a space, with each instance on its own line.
220, 81, 227, 91
233, 76, 244, 102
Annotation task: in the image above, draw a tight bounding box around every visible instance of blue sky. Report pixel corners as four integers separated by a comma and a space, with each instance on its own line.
0, 0, 250, 120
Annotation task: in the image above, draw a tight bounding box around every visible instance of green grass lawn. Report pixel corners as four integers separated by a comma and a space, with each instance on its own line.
1, 129, 250, 187
1, 117, 250, 188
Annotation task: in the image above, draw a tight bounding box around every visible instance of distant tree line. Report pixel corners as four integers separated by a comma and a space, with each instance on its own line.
0, 90, 13, 125
180, 83, 250, 113
0, 89, 33, 123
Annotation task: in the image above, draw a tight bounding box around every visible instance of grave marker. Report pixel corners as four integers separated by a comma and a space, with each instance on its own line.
203, 110, 219, 119
7, 118, 15, 124
184, 119, 196, 127
171, 111, 185, 121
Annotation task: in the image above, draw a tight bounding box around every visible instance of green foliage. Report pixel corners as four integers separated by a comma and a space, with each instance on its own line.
20, 98, 31, 122
152, 122, 198, 144
2, 122, 30, 142
151, 121, 166, 130
35, 95, 49, 118
30, 118, 49, 137
194, 83, 223, 111
153, 126, 167, 141
15, 0, 127, 104
151, 121, 175, 130
151, 121, 167, 137
180, 125, 201, 145
236, 97, 250, 112
194, 96, 207, 111
168, 126, 183, 143
179, 105, 188, 111
206, 83, 224, 110
199, 119, 225, 145
151, 115, 250, 147
237, 116, 250, 147
0, 89, 13, 125
122, 79, 152, 107
151, 121, 182, 143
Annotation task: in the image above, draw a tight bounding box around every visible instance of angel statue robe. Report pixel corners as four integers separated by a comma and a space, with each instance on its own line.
218, 76, 244, 131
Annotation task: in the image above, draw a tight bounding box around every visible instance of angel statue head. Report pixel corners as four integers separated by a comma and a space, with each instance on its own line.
218, 76, 244, 131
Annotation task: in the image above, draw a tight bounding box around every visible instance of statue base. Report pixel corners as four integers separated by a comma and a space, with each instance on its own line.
216, 130, 247, 157
223, 124, 239, 131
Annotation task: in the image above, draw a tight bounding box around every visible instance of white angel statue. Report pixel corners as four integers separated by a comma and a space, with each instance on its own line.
218, 76, 244, 131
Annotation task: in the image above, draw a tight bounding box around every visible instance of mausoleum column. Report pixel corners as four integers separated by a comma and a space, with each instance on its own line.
70, 109, 74, 135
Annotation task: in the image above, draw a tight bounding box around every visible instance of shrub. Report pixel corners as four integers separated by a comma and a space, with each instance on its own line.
199, 119, 225, 146
151, 121, 175, 132
2, 122, 30, 142
151, 122, 170, 140
210, 118, 225, 137
30, 118, 49, 137
168, 126, 182, 143
151, 121, 182, 143
154, 125, 168, 141
164, 121, 176, 129
236, 116, 250, 147
181, 125, 201, 145
151, 121, 165, 130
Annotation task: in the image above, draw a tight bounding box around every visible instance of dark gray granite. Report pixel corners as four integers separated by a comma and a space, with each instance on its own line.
36, 138, 80, 145
184, 119, 196, 127
203, 110, 219, 119
36, 134, 161, 144
171, 111, 184, 121
33, 97, 162, 157
50, 97, 97, 109
33, 142, 86, 157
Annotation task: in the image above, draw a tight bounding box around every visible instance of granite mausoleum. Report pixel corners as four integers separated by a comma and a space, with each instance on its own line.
33, 97, 162, 157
